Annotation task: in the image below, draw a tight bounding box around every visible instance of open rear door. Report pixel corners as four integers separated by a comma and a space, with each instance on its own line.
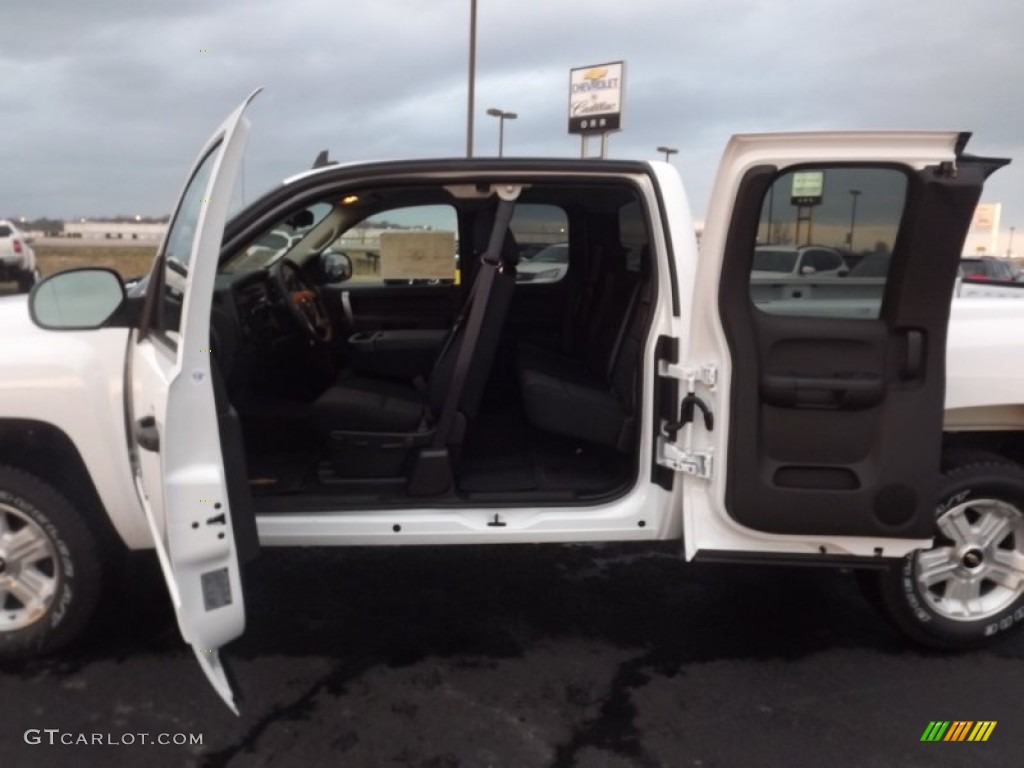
677, 132, 1007, 559
127, 91, 259, 713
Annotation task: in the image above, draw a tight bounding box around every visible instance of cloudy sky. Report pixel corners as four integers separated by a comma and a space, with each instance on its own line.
3, 0, 1022, 249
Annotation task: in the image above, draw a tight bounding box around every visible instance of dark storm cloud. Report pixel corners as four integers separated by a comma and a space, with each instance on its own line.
2, 0, 1022, 245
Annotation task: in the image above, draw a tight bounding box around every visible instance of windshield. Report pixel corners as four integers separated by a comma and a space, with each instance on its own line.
221, 201, 333, 274
752, 248, 798, 273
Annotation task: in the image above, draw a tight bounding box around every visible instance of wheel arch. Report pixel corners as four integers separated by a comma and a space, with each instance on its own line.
0, 418, 128, 555
943, 429, 1024, 468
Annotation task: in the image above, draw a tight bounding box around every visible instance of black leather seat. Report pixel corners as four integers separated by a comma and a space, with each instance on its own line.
517, 252, 650, 452
306, 208, 519, 440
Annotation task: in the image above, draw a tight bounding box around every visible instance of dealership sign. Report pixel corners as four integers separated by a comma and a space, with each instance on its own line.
790, 171, 824, 206
568, 61, 624, 134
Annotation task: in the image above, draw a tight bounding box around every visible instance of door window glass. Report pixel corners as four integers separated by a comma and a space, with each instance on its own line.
157, 141, 223, 344
330, 205, 458, 286
749, 167, 908, 318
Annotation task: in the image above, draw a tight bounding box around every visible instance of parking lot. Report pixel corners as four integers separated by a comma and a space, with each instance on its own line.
0, 543, 1020, 767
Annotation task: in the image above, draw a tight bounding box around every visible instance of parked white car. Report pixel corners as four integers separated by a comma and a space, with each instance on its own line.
752, 244, 848, 278
1, 93, 1023, 713
516, 242, 569, 283
0, 220, 40, 293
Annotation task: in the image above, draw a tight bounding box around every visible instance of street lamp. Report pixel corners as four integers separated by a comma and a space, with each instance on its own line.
847, 189, 862, 251
657, 146, 678, 163
486, 108, 517, 157
466, 0, 478, 157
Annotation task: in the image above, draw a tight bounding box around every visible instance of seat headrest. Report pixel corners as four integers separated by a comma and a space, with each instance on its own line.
472, 208, 519, 267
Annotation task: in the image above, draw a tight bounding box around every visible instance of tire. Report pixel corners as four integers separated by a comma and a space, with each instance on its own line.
16, 268, 39, 294
0, 466, 103, 659
873, 459, 1024, 650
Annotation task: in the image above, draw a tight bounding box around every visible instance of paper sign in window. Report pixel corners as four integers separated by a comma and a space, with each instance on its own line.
379, 231, 456, 281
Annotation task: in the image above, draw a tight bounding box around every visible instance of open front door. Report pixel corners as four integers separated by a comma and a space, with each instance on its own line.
680, 132, 1007, 558
127, 91, 259, 713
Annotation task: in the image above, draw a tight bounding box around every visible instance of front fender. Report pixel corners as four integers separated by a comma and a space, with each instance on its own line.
0, 299, 151, 548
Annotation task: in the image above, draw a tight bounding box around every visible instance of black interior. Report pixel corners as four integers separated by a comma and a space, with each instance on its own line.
206, 178, 656, 512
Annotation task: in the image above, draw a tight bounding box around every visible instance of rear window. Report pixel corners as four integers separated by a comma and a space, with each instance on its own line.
0, 225, 12, 237
512, 205, 569, 284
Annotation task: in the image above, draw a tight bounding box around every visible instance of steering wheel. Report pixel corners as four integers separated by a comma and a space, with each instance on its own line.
271, 258, 334, 343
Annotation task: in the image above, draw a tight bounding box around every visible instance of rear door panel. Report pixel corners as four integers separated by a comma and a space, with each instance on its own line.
683, 132, 1006, 552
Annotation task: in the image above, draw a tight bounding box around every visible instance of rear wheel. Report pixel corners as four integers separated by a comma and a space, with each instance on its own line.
0, 466, 103, 659
873, 459, 1024, 649
16, 268, 40, 294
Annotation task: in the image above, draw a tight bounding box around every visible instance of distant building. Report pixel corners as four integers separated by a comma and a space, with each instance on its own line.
963, 203, 1000, 256
63, 220, 167, 242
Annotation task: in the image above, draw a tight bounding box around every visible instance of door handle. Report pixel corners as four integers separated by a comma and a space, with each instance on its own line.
761, 374, 884, 410
134, 415, 160, 452
341, 290, 354, 328
901, 329, 924, 380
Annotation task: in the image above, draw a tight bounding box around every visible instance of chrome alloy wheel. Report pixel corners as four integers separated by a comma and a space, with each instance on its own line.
916, 498, 1024, 622
0, 502, 59, 631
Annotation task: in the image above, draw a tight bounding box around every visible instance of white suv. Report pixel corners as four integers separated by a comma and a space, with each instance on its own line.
0, 220, 40, 293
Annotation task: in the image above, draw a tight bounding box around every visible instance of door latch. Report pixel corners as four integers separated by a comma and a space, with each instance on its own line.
134, 415, 160, 452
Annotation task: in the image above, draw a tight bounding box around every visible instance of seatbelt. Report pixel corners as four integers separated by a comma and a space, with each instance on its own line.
606, 279, 642, 381
431, 198, 516, 449
429, 279, 478, 386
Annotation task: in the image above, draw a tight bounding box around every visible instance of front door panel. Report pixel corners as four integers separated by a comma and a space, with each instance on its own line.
129, 92, 258, 713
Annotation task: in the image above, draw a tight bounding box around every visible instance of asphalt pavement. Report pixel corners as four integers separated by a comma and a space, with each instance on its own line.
0, 542, 1021, 767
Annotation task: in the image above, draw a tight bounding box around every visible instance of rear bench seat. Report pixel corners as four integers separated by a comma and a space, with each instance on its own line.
516, 252, 650, 452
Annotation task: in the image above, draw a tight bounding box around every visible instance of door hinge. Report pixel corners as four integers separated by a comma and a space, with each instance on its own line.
659, 361, 717, 391
656, 437, 713, 479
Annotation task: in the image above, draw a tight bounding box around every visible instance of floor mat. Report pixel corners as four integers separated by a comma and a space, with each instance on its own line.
532, 438, 630, 492
458, 453, 538, 492
458, 410, 630, 495
247, 450, 318, 495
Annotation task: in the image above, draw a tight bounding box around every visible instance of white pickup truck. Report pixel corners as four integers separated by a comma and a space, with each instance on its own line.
2, 93, 1023, 713
0, 219, 40, 293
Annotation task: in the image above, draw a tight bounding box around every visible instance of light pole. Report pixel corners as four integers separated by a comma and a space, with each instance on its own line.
1008, 226, 1015, 258
466, 0, 477, 157
847, 189, 862, 251
486, 108, 517, 157
657, 146, 678, 163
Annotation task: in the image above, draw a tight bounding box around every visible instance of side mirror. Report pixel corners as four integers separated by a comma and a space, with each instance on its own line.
799, 264, 817, 276
321, 250, 353, 283
30, 267, 126, 330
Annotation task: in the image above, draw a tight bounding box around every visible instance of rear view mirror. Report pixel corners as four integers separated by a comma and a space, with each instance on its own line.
286, 209, 315, 229
30, 268, 126, 330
